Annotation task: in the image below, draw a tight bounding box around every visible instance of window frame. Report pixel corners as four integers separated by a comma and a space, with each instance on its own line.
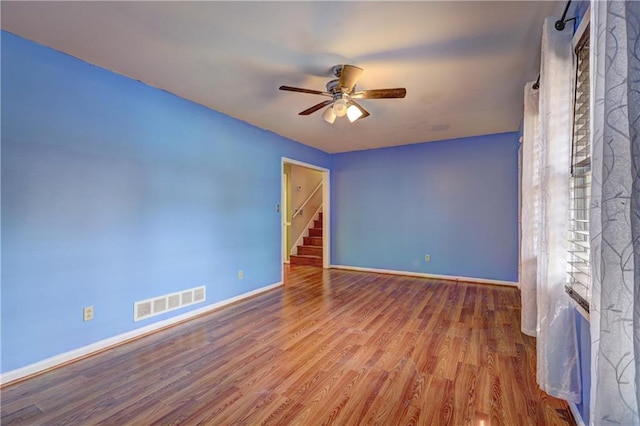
565, 8, 591, 321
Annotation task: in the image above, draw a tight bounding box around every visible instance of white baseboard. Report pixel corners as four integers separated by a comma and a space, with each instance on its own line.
329, 265, 518, 287
0, 281, 283, 386
568, 402, 586, 426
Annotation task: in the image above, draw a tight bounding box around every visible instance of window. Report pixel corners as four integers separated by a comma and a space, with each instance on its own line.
566, 27, 590, 312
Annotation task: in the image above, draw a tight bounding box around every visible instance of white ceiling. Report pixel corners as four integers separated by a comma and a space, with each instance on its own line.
1, 1, 563, 153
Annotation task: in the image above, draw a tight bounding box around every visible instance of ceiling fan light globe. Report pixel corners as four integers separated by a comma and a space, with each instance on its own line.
346, 104, 364, 122
333, 99, 348, 117
323, 106, 336, 124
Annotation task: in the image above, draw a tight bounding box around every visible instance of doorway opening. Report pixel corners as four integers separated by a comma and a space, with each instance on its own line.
281, 158, 330, 277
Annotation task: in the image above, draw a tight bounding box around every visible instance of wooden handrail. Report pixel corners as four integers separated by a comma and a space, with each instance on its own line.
292, 182, 322, 219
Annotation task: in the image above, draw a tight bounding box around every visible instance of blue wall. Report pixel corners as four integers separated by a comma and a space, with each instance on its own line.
576, 311, 591, 424
573, 0, 590, 31
1, 31, 331, 373
331, 133, 519, 282
1, 30, 522, 375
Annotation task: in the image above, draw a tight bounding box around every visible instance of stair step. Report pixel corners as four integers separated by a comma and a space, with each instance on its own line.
290, 255, 322, 267
308, 228, 322, 237
319, 212, 323, 220
303, 236, 323, 246
314, 220, 322, 229
298, 245, 322, 256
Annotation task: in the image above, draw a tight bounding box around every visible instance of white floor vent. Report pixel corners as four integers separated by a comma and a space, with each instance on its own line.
134, 285, 206, 321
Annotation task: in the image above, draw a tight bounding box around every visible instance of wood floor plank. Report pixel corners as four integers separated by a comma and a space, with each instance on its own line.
1, 266, 575, 425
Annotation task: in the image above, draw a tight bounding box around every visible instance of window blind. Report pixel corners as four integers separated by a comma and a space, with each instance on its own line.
566, 35, 591, 312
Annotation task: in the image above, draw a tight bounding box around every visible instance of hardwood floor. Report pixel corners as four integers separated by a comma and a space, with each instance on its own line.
1, 266, 575, 425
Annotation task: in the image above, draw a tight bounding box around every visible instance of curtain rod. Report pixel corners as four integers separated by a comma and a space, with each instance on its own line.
555, 0, 573, 31
533, 0, 573, 90
533, 74, 540, 90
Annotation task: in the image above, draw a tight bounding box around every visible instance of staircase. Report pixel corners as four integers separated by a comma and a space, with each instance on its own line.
290, 212, 323, 267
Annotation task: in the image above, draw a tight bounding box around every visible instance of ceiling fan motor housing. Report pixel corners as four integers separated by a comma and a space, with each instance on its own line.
326, 79, 341, 94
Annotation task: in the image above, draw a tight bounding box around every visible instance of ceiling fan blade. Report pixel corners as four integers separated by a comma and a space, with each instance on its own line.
352, 88, 407, 99
279, 85, 332, 97
349, 100, 370, 122
338, 65, 364, 93
299, 100, 334, 115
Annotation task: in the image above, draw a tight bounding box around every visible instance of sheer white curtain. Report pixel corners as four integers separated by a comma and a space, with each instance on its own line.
521, 16, 582, 403
589, 1, 640, 424
520, 82, 540, 337
535, 16, 582, 403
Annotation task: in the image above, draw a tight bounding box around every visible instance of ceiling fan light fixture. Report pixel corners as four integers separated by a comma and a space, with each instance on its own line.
333, 98, 348, 117
346, 104, 364, 123
322, 106, 336, 124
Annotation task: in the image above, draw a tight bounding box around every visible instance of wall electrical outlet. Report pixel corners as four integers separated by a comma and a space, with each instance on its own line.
238, 270, 244, 279
83, 306, 94, 322
425, 254, 431, 262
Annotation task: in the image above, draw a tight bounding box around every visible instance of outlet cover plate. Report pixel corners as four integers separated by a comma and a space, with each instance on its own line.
83, 306, 94, 322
